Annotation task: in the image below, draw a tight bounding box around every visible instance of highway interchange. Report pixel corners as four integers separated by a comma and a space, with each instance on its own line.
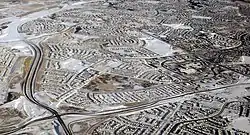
0, 0, 250, 134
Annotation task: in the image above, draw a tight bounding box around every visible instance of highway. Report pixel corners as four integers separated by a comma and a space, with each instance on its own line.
2, 80, 250, 134
22, 40, 72, 135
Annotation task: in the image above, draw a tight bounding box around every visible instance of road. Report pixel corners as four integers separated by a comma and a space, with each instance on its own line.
22, 40, 72, 135
2, 80, 250, 135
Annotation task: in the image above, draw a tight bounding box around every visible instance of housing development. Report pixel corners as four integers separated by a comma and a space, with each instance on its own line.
0, 0, 249, 135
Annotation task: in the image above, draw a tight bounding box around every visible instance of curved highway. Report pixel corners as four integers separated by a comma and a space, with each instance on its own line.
22, 40, 72, 135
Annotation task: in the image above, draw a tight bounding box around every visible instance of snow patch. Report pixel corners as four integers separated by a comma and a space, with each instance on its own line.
61, 58, 88, 72
162, 23, 193, 30
232, 117, 250, 132
241, 56, 250, 64
107, 60, 123, 68
142, 37, 175, 56
1, 96, 49, 117
192, 15, 211, 19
